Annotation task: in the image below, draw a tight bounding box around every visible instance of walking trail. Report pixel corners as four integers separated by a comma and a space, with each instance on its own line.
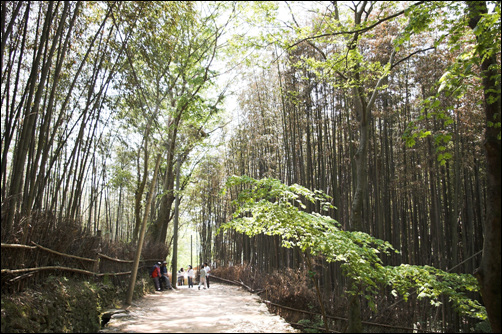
99, 282, 298, 333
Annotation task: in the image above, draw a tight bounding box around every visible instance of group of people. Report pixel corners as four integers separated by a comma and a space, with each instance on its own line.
197, 262, 211, 290
150, 261, 173, 291
150, 261, 211, 291
177, 265, 194, 288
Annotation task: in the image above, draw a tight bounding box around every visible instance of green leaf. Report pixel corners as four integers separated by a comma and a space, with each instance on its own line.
220, 176, 487, 321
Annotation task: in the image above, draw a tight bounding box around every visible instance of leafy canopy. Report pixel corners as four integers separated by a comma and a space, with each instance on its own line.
219, 175, 486, 319
403, 1, 501, 161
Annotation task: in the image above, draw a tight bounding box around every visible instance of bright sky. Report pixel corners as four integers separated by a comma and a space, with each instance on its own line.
209, 2, 316, 139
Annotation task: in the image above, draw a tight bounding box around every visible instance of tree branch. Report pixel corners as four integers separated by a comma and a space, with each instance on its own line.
288, 1, 426, 49
391, 46, 435, 70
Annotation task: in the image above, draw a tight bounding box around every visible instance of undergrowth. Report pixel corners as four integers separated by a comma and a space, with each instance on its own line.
1, 210, 167, 294
213, 264, 324, 330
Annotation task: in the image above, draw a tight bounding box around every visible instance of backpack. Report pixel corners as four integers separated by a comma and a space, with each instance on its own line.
148, 265, 156, 277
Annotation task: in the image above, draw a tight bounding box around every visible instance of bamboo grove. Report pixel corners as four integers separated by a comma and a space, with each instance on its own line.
1, 1, 226, 244
194, 1, 501, 332
1, 1, 500, 333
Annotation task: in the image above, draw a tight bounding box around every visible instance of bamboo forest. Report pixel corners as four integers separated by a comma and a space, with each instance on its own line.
1, 1, 500, 333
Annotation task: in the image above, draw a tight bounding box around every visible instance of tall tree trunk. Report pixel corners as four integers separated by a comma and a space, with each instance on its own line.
467, 2, 501, 332
171, 155, 181, 288
347, 81, 368, 333
133, 120, 152, 242
5, 1, 56, 233
347, 17, 397, 327
126, 153, 162, 305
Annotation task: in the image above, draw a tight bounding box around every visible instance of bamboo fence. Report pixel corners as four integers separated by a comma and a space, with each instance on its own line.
1, 242, 163, 285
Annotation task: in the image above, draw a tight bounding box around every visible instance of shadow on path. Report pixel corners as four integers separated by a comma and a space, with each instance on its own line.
99, 282, 298, 333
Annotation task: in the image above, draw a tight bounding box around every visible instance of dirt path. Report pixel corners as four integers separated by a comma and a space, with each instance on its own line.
99, 282, 298, 333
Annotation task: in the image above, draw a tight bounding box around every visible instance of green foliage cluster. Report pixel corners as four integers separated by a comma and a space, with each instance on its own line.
389, 265, 485, 319
297, 316, 325, 333
403, 1, 501, 158
220, 175, 487, 320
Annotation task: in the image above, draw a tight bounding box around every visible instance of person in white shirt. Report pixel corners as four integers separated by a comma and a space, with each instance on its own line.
204, 262, 211, 288
187, 265, 194, 288
177, 267, 184, 286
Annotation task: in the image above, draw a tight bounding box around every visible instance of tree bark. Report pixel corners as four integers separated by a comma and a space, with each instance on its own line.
126, 153, 162, 305
466, 2, 501, 332
4, 1, 56, 233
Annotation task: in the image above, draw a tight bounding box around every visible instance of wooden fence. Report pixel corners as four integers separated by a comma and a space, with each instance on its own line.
210, 274, 435, 333
1, 242, 163, 290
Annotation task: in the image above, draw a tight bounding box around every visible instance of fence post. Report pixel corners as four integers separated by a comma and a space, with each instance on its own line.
93, 230, 102, 274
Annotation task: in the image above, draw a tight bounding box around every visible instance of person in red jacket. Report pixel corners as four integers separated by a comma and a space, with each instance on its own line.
151, 262, 161, 291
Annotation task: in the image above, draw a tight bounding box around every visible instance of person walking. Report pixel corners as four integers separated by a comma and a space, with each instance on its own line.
204, 262, 211, 288
187, 265, 194, 288
198, 264, 207, 290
